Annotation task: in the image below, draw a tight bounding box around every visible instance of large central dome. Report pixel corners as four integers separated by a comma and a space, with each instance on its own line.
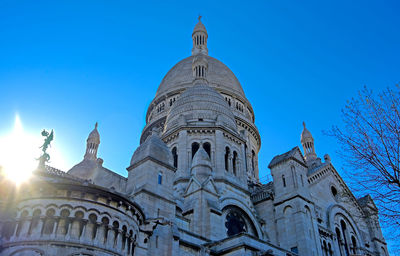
155, 55, 246, 100
140, 18, 260, 149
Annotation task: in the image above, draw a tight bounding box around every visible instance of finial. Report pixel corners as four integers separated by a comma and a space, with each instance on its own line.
303, 121, 306, 129
95, 122, 98, 129
198, 15, 202, 21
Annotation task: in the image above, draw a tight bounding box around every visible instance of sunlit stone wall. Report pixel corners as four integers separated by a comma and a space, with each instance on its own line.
0, 168, 148, 256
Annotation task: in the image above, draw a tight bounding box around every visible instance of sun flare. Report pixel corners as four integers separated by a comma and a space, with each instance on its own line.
0, 115, 68, 185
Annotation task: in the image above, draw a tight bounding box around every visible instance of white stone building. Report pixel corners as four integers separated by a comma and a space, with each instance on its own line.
0, 18, 389, 256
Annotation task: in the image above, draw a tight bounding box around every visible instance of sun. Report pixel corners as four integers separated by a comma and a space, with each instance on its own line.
0, 115, 70, 185
0, 115, 40, 184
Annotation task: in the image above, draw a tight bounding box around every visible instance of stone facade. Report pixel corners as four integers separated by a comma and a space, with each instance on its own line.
0, 18, 389, 256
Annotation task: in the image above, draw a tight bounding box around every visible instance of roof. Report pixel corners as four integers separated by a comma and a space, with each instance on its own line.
268, 146, 307, 169
87, 123, 100, 144
154, 56, 246, 101
193, 18, 207, 34
130, 133, 173, 167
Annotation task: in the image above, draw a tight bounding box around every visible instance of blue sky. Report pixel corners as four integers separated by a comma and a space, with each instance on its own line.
0, 0, 399, 252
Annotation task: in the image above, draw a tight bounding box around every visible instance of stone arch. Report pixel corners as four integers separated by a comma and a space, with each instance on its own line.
327, 204, 364, 246
71, 206, 89, 218
220, 197, 262, 238
222, 205, 258, 238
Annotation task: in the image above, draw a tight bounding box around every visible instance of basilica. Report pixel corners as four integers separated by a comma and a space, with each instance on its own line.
0, 18, 389, 256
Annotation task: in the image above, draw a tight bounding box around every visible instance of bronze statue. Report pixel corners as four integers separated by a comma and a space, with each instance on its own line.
38, 129, 54, 169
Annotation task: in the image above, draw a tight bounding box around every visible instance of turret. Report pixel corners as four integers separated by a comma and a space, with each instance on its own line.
84, 122, 100, 160
301, 122, 317, 165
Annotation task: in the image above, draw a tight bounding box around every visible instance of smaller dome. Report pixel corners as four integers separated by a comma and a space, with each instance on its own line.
301, 122, 313, 142
193, 16, 207, 34
130, 133, 173, 167
88, 122, 100, 144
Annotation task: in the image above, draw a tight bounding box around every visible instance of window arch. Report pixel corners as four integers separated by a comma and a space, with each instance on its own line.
158, 172, 163, 185
191, 142, 200, 159
43, 208, 56, 234
232, 151, 238, 175
351, 236, 357, 254
224, 147, 230, 172
172, 147, 178, 168
251, 150, 255, 171
335, 228, 343, 256
203, 142, 211, 158
340, 220, 350, 256
222, 205, 258, 238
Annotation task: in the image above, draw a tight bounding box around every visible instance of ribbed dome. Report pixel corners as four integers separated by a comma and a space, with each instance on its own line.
164, 82, 237, 133
155, 56, 246, 100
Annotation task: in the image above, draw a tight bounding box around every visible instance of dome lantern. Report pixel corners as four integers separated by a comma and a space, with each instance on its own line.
192, 16, 208, 56
84, 122, 100, 160
192, 53, 208, 82
301, 122, 317, 163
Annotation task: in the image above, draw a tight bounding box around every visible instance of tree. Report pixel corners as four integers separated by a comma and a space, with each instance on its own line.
329, 85, 400, 234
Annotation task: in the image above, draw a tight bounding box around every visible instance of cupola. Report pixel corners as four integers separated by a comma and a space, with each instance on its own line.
301, 122, 317, 163
84, 122, 100, 160
192, 16, 208, 56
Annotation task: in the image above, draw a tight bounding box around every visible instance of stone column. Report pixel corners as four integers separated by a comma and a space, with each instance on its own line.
95, 222, 107, 245
19, 218, 31, 237
56, 217, 69, 237
70, 218, 82, 239
116, 229, 123, 251
228, 153, 233, 173
84, 222, 96, 242
30, 217, 44, 237
106, 226, 116, 248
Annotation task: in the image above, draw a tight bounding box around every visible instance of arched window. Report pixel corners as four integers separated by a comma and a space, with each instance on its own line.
192, 142, 200, 159
43, 208, 56, 234
328, 243, 333, 256
336, 228, 343, 256
224, 147, 230, 171
232, 151, 238, 175
203, 142, 211, 158
251, 150, 255, 171
340, 220, 350, 256
158, 172, 163, 185
282, 175, 286, 187
351, 236, 357, 254
331, 186, 338, 197
172, 147, 178, 168
225, 211, 246, 236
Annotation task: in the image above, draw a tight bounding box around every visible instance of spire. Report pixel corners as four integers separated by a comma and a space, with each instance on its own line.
84, 123, 100, 160
301, 122, 317, 163
192, 16, 208, 56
